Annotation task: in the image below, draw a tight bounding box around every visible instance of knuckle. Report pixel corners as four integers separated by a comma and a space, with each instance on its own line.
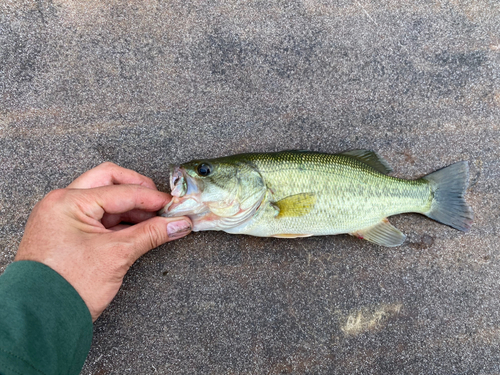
29, 189, 70, 221
99, 161, 118, 170
141, 176, 155, 187
42, 189, 69, 207
45, 188, 66, 201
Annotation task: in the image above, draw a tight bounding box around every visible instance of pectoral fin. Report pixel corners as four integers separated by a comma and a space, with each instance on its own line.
351, 218, 406, 247
274, 193, 316, 218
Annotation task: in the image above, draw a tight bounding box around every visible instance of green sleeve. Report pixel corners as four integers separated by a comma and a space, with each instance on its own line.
0, 261, 93, 375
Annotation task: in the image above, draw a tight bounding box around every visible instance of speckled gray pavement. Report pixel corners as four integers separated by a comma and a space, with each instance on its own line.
1, 0, 500, 374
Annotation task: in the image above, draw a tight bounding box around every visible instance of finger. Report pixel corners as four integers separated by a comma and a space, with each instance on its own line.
72, 185, 172, 220
107, 224, 131, 232
112, 216, 192, 261
68, 162, 157, 190
101, 210, 157, 229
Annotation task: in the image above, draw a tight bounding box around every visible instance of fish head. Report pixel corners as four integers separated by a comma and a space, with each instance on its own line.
159, 157, 267, 231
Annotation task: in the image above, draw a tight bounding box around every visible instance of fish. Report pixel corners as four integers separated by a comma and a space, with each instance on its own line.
159, 150, 473, 247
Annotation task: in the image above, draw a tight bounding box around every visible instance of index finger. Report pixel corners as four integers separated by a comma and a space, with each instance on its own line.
71, 185, 172, 220
68, 162, 157, 190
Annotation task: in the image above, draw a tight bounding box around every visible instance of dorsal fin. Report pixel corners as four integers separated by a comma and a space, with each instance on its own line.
340, 150, 392, 174
273, 193, 316, 218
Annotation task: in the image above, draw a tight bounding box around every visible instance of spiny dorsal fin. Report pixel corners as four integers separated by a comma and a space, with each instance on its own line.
341, 150, 393, 175
351, 218, 406, 247
274, 193, 316, 218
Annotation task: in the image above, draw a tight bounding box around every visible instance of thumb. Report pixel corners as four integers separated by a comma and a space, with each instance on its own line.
117, 216, 192, 261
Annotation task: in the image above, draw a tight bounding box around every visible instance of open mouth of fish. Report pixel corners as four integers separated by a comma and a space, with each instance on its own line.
158, 165, 204, 217
169, 165, 189, 198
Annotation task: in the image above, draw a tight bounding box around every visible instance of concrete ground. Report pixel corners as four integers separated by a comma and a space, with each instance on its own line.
1, 0, 499, 373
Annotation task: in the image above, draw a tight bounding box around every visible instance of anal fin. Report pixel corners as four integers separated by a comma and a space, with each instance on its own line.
351, 218, 406, 247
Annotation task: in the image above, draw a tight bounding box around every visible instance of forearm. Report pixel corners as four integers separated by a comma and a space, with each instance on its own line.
0, 261, 92, 375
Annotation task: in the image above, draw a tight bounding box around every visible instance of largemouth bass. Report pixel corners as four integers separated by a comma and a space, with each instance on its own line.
160, 150, 473, 247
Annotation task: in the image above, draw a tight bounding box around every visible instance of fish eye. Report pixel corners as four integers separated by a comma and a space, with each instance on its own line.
196, 163, 212, 177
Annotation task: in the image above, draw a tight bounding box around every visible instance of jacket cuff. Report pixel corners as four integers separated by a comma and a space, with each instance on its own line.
0, 261, 93, 375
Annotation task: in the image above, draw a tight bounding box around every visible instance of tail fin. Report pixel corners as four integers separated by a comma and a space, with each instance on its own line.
423, 161, 473, 232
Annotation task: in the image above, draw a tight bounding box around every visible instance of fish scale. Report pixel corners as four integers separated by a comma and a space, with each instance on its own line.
235, 152, 431, 236
161, 150, 473, 247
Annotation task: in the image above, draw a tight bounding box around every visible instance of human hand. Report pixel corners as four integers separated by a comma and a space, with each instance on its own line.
15, 162, 191, 321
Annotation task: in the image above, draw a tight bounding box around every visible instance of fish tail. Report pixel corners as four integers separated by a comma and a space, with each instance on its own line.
422, 161, 473, 232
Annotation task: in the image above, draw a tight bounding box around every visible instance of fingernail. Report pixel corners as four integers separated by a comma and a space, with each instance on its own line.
167, 220, 191, 239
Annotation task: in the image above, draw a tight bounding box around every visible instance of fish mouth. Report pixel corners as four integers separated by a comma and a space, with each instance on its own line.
170, 164, 187, 197
158, 165, 204, 217
168, 164, 202, 197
